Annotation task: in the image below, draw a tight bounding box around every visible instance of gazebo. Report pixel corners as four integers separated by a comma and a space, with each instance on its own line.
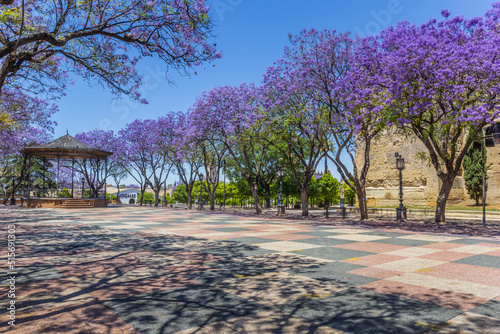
20, 133, 113, 208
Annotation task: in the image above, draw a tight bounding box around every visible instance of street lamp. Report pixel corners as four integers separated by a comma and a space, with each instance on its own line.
223, 160, 226, 211
473, 123, 498, 227
198, 173, 204, 210
395, 153, 407, 221
81, 177, 85, 199
277, 166, 285, 216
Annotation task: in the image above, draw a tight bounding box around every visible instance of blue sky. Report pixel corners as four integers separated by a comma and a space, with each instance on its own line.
53, 0, 496, 184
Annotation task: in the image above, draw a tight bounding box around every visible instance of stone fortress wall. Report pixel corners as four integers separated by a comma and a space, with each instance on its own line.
356, 132, 500, 207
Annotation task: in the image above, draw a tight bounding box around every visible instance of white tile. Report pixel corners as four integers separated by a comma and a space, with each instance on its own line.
326, 234, 389, 242
387, 273, 500, 299
256, 241, 323, 252
374, 258, 445, 273
396, 234, 461, 242
384, 247, 441, 257
449, 245, 498, 254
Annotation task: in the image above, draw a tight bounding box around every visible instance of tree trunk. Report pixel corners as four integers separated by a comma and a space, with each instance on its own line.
154, 189, 160, 207
435, 176, 455, 223
209, 192, 216, 211
139, 187, 145, 206
249, 182, 262, 214
264, 184, 271, 208
356, 187, 368, 220
301, 188, 309, 217
185, 183, 194, 209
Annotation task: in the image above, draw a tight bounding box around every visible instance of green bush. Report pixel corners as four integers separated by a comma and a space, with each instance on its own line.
106, 193, 117, 200
137, 192, 155, 204
58, 188, 72, 198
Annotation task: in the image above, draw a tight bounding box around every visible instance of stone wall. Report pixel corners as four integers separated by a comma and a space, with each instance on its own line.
356, 131, 500, 207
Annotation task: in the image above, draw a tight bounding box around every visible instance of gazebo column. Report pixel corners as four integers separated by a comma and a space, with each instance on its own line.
42, 157, 46, 198
57, 153, 60, 197
71, 159, 75, 198
27, 155, 31, 198
104, 157, 107, 199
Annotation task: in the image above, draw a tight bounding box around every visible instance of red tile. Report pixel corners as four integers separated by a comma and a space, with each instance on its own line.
162, 251, 223, 263
8, 245, 33, 256
15, 256, 52, 266
348, 267, 403, 279
16, 279, 86, 300
342, 254, 406, 266
7, 300, 139, 334
89, 275, 201, 300
418, 251, 473, 262
55, 261, 151, 279
334, 242, 408, 253
417, 263, 500, 287
477, 242, 500, 248
484, 249, 500, 257
359, 280, 488, 311
420, 242, 466, 250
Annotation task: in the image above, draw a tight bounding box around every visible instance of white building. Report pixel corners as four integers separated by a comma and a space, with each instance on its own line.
113, 189, 140, 204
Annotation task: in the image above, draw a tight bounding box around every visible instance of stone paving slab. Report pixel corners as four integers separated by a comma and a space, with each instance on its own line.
1, 205, 500, 333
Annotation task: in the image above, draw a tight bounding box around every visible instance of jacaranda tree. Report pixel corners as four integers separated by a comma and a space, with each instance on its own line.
263, 45, 332, 217
0, 0, 221, 99
0, 0, 221, 153
74, 129, 119, 198
349, 6, 500, 222
189, 84, 271, 214
172, 112, 203, 209
268, 28, 383, 219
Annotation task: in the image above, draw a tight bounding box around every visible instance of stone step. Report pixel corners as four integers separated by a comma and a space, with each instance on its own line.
58, 199, 93, 209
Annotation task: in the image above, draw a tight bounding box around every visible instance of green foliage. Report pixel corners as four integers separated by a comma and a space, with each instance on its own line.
106, 193, 117, 200
318, 174, 340, 204
137, 192, 155, 204
342, 181, 356, 206
172, 184, 188, 203
463, 143, 490, 205
163, 193, 176, 204
58, 188, 72, 198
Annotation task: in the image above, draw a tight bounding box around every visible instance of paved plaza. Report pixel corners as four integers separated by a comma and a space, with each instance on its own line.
1, 206, 500, 333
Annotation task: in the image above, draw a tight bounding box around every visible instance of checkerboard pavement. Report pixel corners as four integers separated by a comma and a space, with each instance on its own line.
1, 206, 500, 333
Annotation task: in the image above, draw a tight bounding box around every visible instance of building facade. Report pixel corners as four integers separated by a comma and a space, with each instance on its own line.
356, 131, 500, 207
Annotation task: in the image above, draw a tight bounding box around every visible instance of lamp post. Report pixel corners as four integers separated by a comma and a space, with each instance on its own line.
10, 176, 16, 205
81, 177, 85, 199
223, 159, 226, 211
395, 153, 407, 221
198, 173, 204, 210
473, 124, 497, 227
277, 166, 285, 216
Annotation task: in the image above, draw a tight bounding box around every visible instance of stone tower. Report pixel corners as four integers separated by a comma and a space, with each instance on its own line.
356, 131, 500, 207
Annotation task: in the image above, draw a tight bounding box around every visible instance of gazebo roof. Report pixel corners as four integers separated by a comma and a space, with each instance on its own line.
21, 134, 113, 159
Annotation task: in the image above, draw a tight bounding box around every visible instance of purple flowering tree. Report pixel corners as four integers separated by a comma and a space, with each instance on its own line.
172, 112, 204, 209
349, 7, 500, 222
189, 84, 271, 214
118, 117, 175, 206
263, 43, 333, 217
271, 29, 384, 220
0, 95, 55, 203
0, 0, 221, 103
73, 130, 119, 198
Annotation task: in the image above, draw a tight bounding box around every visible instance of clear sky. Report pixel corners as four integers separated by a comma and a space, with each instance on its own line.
52, 0, 496, 185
